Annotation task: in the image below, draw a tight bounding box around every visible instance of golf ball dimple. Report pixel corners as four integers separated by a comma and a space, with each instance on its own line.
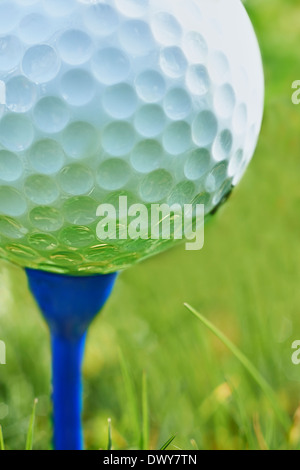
0, 0, 264, 274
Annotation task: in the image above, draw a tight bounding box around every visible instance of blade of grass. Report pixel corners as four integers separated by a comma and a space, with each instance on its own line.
118, 348, 140, 444
288, 405, 300, 449
0, 425, 4, 450
107, 418, 112, 451
190, 439, 199, 450
225, 376, 257, 450
25, 398, 38, 450
140, 371, 149, 450
159, 435, 176, 450
185, 303, 291, 432
253, 413, 269, 450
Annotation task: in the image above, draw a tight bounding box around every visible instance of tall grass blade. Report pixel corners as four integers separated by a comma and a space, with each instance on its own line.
25, 398, 38, 450
0, 425, 4, 450
118, 348, 140, 444
226, 376, 257, 450
140, 371, 149, 450
107, 418, 112, 451
160, 435, 176, 450
185, 303, 291, 432
253, 413, 269, 450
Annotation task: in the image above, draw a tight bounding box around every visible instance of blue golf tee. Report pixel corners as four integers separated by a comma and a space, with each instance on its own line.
26, 268, 118, 450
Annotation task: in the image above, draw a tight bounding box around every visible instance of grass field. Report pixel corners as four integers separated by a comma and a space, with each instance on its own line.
1, 0, 300, 450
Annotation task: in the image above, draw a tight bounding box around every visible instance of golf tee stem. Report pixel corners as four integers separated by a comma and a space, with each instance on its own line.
51, 332, 86, 450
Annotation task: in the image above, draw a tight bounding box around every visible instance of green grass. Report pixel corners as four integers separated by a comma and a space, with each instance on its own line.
185, 304, 291, 433
0, 426, 4, 451
107, 419, 112, 451
1, 0, 300, 450
25, 399, 38, 451
0, 400, 37, 450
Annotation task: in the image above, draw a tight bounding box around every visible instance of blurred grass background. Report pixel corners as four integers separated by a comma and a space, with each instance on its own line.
1, 0, 300, 450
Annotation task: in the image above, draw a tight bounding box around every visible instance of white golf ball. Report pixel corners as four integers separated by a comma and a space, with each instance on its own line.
0, 0, 264, 274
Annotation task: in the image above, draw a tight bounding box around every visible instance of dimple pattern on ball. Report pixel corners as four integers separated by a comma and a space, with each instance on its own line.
0, 0, 264, 274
